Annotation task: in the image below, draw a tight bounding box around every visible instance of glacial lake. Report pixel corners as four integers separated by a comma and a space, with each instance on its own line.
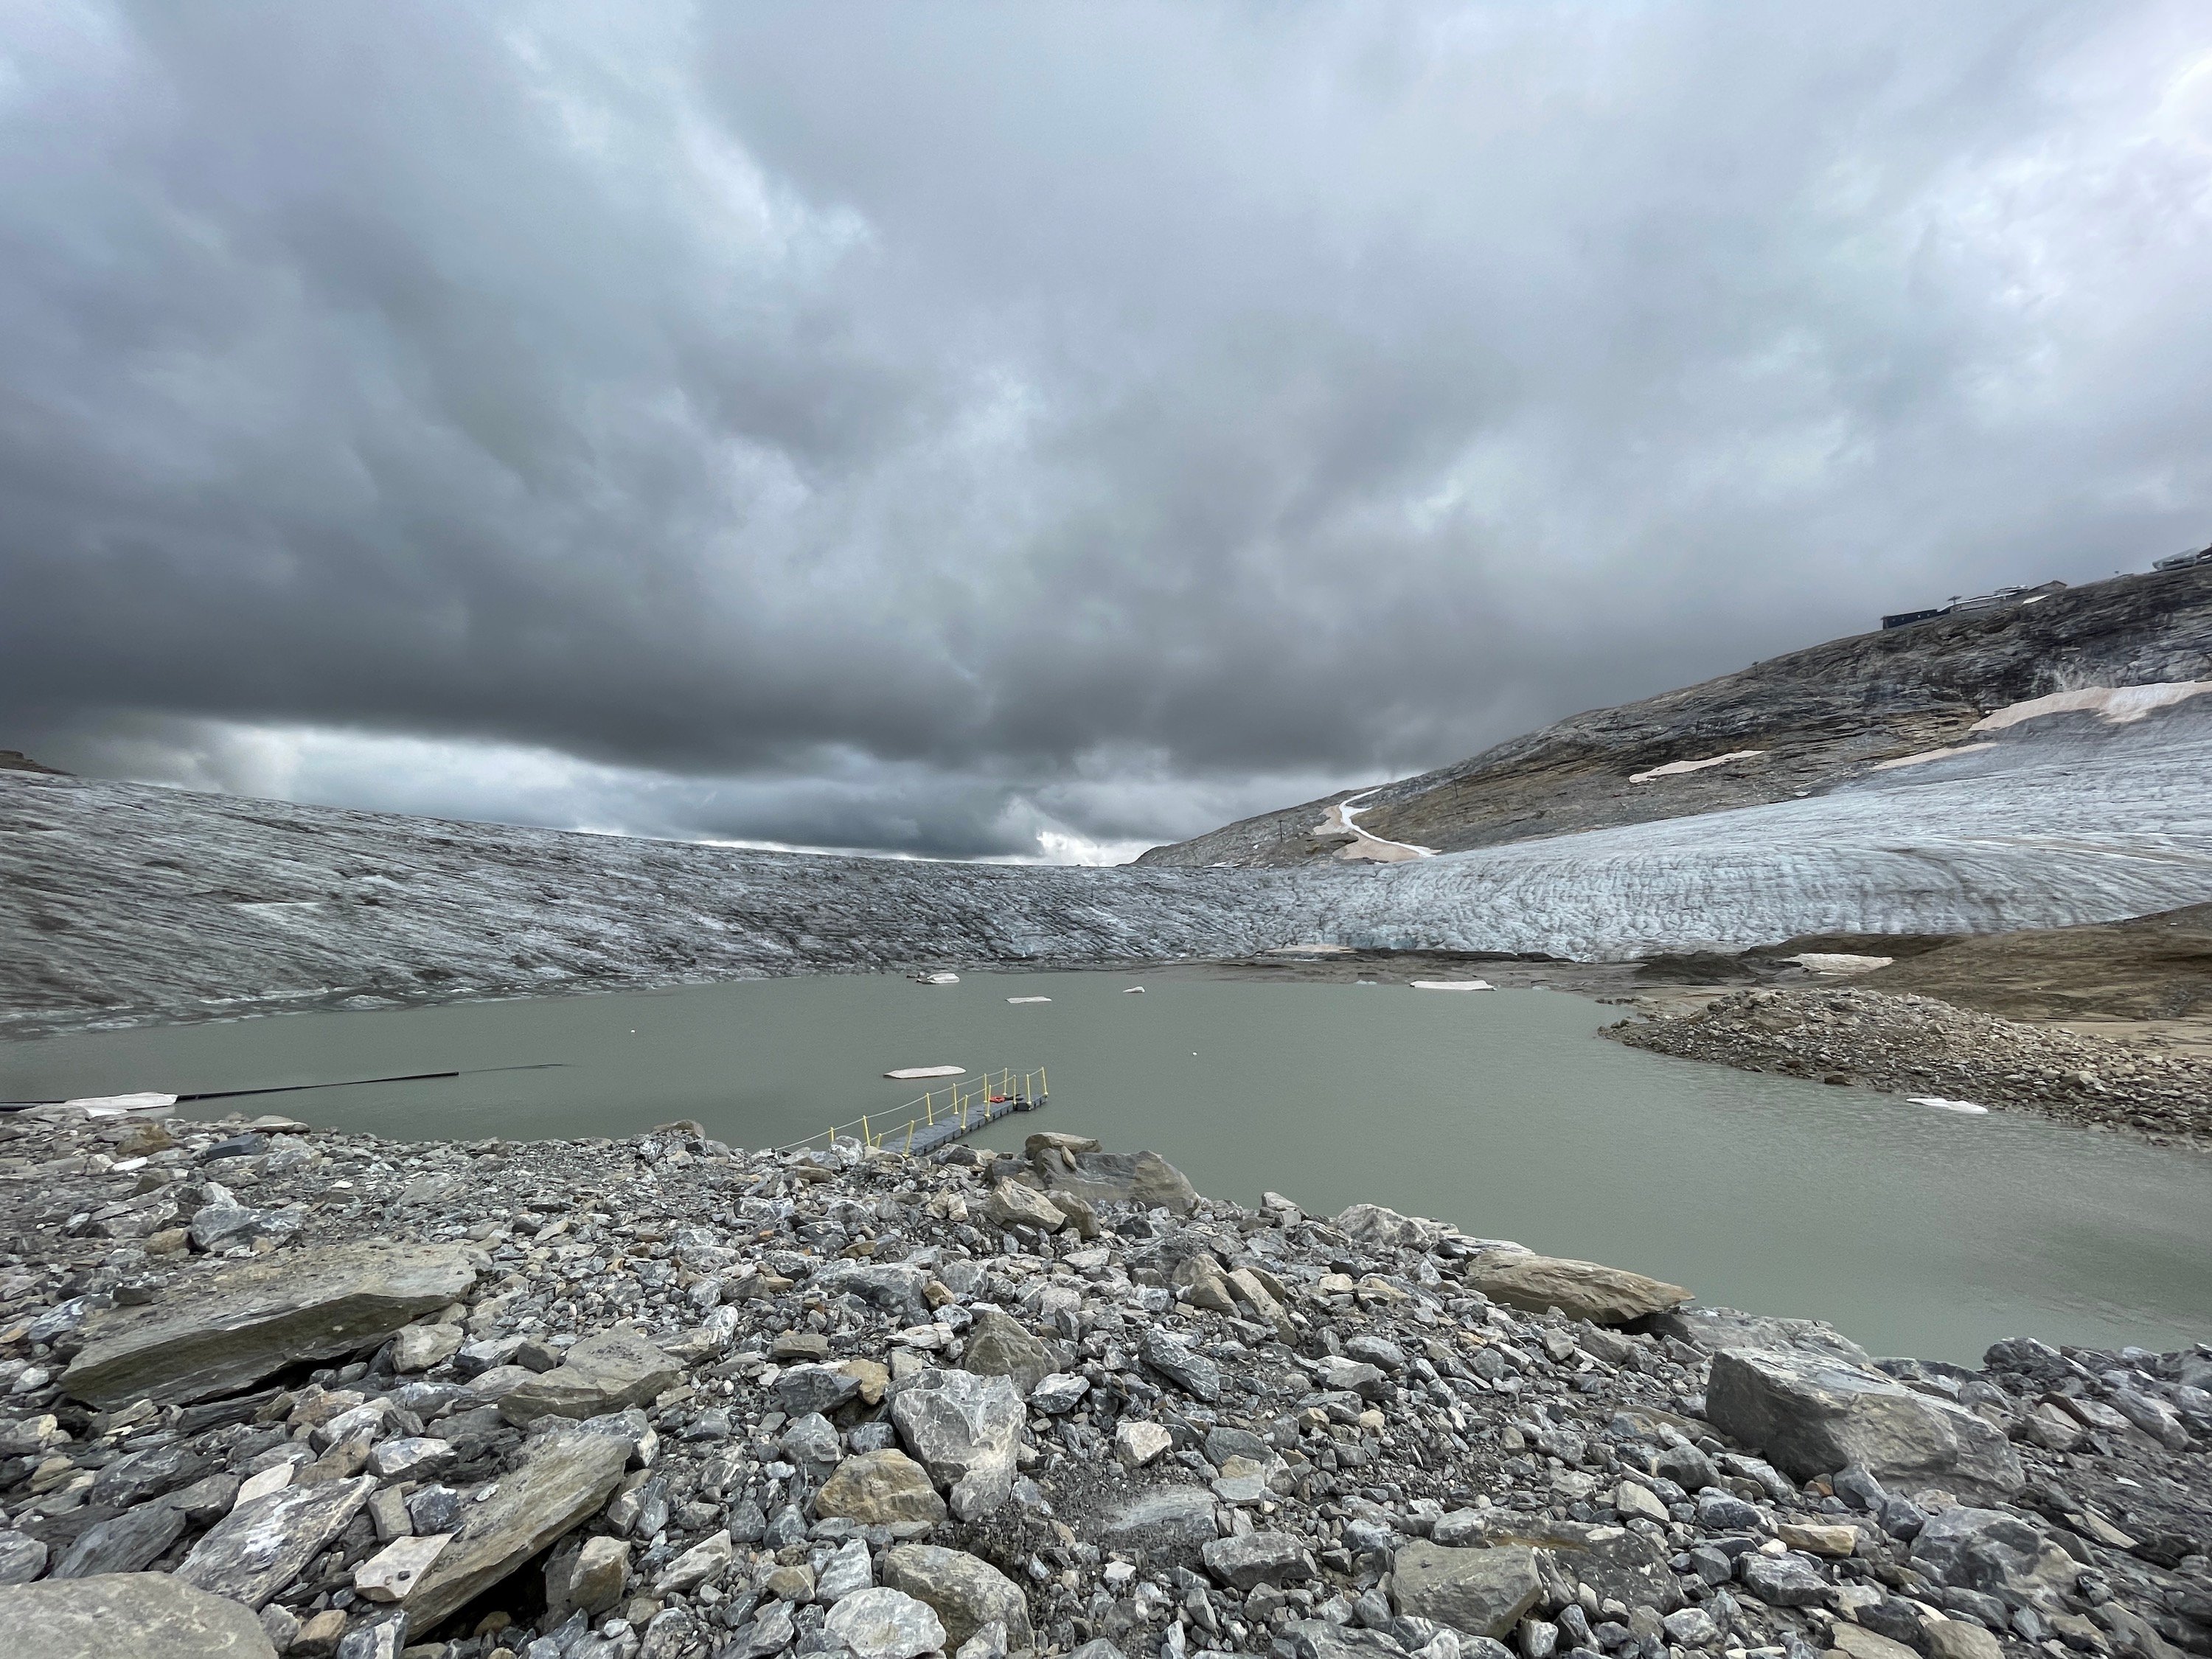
7, 970, 2210, 1366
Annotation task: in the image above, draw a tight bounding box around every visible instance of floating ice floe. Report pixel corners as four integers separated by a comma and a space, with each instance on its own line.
883, 1066, 965, 1080
1410, 979, 1495, 992
917, 973, 959, 985
1006, 996, 1051, 1004
1123, 986, 1145, 993
62, 1092, 178, 1115
1908, 1096, 1991, 1116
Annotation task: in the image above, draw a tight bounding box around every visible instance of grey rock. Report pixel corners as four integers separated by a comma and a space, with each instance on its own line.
0, 1571, 280, 1658
0, 1529, 49, 1585
1654, 1443, 1716, 1492
1141, 1328, 1222, 1402
961, 1307, 1055, 1397
1694, 1491, 1761, 1532
1704, 1348, 2023, 1503
813, 1261, 931, 1327
780, 1411, 843, 1472
823, 1587, 946, 1659
654, 1529, 732, 1595
187, 1204, 301, 1254
1467, 1518, 1683, 1616
495, 1329, 679, 1425
817, 1450, 950, 1526
772, 1362, 863, 1419
736, 1601, 796, 1659
175, 1475, 376, 1609
883, 1543, 1034, 1650
1908, 1506, 2080, 1615
1663, 1608, 1719, 1648
1029, 1372, 1091, 1414
60, 1241, 477, 1407
395, 1422, 631, 1626
1313, 1357, 1389, 1400
1461, 1251, 1689, 1326
1391, 1542, 1544, 1641
1094, 1484, 1218, 1553
1649, 1307, 1873, 1366
88, 1444, 211, 1509
390, 1322, 465, 1373
52, 1500, 187, 1579
333, 1616, 407, 1659
890, 1369, 1026, 1520
1735, 1552, 1830, 1608
1033, 1149, 1199, 1215
1201, 1531, 1314, 1591
816, 1537, 874, 1603
1344, 1335, 1408, 1371
1333, 1205, 1444, 1251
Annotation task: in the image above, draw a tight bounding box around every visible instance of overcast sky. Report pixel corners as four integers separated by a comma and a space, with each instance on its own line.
4, 2, 2210, 860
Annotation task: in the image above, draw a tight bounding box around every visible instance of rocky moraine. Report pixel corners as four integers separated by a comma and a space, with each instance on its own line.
0, 1109, 2205, 1659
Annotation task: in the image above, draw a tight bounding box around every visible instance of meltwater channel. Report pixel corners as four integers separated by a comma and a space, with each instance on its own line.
7, 969, 2209, 1365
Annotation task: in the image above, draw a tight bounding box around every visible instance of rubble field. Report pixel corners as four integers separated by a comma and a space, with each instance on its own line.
0, 1111, 2205, 1659
1608, 990, 2212, 1147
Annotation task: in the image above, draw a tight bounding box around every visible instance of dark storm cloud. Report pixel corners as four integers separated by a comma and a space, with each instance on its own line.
4, 1, 2211, 857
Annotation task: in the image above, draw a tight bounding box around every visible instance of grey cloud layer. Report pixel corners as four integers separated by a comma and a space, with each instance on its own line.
4, 1, 2210, 855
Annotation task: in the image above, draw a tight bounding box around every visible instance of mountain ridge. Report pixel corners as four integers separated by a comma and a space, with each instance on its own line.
1135, 563, 2212, 866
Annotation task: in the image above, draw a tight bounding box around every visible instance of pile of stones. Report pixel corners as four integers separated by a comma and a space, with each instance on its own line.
0, 1106, 2204, 1659
1609, 989, 2212, 1144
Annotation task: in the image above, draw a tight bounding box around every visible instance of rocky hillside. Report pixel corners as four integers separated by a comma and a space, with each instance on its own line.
1138, 566, 2212, 867
0, 1110, 2205, 1659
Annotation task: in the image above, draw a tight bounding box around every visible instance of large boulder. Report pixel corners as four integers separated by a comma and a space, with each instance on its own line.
1909, 1506, 2081, 1614
1462, 1249, 1689, 1326
961, 1307, 1055, 1397
890, 1370, 1026, 1520
1030, 1149, 1198, 1214
1201, 1533, 1314, 1592
0, 1573, 279, 1658
1468, 1517, 1683, 1613
62, 1242, 477, 1407
882, 1544, 1034, 1650
983, 1180, 1067, 1233
1705, 1349, 2023, 1503
817, 1450, 949, 1526
1645, 1306, 1872, 1366
1391, 1542, 1544, 1639
1332, 1204, 1445, 1251
496, 1329, 680, 1425
398, 1423, 632, 1626
824, 1587, 945, 1659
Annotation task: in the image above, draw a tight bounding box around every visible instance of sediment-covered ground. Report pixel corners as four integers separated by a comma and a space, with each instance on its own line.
0, 1112, 2205, 1659
1606, 990, 2212, 1147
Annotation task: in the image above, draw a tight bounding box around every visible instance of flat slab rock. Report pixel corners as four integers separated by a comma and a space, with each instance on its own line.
62, 1241, 479, 1408
399, 1422, 633, 1626
177, 1475, 376, 1610
1461, 1249, 1689, 1326
0, 1570, 279, 1658
1391, 1540, 1544, 1640
1705, 1346, 2024, 1503
495, 1329, 681, 1425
